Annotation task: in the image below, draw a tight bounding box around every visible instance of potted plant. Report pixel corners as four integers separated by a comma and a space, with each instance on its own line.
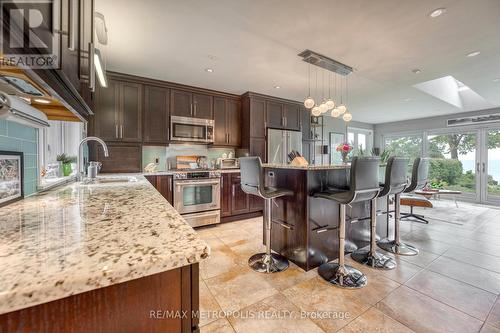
336, 142, 353, 163
56, 154, 77, 177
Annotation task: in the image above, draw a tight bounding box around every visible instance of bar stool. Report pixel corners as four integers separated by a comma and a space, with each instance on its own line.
239, 157, 293, 273
350, 159, 397, 270
377, 157, 419, 256
400, 158, 430, 224
314, 157, 381, 289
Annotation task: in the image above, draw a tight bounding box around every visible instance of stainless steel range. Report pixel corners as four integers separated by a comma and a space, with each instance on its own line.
173, 170, 221, 227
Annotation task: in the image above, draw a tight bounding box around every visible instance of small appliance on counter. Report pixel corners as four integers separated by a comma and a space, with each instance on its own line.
216, 157, 238, 169
175, 155, 208, 169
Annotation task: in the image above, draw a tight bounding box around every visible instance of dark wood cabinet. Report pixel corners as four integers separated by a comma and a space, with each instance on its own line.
171, 90, 213, 119
249, 137, 266, 161
60, 0, 80, 91
266, 101, 284, 129
120, 82, 143, 142
143, 85, 170, 144
171, 90, 193, 118
249, 98, 266, 138
220, 173, 263, 221
213, 97, 241, 147
145, 175, 173, 204
230, 173, 250, 215
283, 103, 301, 131
94, 79, 142, 142
193, 93, 213, 119
96, 144, 141, 173
220, 174, 232, 217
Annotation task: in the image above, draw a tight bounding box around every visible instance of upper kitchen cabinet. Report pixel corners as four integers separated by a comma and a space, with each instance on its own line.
266, 100, 301, 131
213, 97, 241, 147
171, 90, 213, 119
94, 78, 142, 142
59, 0, 81, 92
143, 85, 170, 144
266, 101, 283, 129
283, 103, 301, 131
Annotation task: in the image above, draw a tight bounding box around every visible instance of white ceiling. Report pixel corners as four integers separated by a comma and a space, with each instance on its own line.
95, 0, 500, 124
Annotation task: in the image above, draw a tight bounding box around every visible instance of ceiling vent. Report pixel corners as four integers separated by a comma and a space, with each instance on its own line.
447, 113, 500, 127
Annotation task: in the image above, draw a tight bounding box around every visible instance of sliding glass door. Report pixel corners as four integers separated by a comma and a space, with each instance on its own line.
426, 132, 478, 201
482, 129, 500, 204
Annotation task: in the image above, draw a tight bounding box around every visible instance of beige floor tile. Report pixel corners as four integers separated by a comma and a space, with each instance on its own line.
377, 286, 483, 333
486, 298, 500, 329
400, 232, 453, 255
442, 246, 500, 273
427, 256, 500, 294
199, 280, 222, 327
228, 238, 266, 258
405, 270, 497, 321
367, 252, 423, 284
383, 247, 440, 268
200, 241, 243, 280
228, 293, 324, 333
481, 324, 500, 333
338, 307, 414, 333
282, 276, 371, 332
215, 228, 256, 247
205, 268, 279, 312
260, 262, 318, 291
200, 318, 236, 333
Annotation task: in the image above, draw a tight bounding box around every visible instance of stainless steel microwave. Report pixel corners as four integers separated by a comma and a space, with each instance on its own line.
170, 116, 214, 143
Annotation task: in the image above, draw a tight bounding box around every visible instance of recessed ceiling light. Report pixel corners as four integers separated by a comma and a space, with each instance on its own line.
33, 98, 51, 104
205, 68, 214, 73
429, 8, 446, 18
466, 51, 481, 57
207, 55, 217, 61
412, 69, 422, 74
274, 85, 281, 89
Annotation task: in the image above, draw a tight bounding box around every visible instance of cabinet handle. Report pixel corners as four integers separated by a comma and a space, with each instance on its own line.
115, 124, 118, 138
120, 125, 123, 139
483, 162, 486, 173
68, 0, 77, 51
232, 185, 235, 196
477, 163, 480, 172
227, 133, 230, 144
279, 222, 292, 230
194, 103, 197, 116
89, 42, 95, 91
190, 103, 193, 116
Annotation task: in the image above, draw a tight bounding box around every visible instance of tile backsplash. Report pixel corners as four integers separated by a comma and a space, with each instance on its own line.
142, 144, 235, 171
0, 119, 38, 196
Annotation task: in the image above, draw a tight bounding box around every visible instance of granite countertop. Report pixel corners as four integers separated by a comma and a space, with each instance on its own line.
262, 163, 350, 170
142, 168, 240, 176
0, 174, 210, 315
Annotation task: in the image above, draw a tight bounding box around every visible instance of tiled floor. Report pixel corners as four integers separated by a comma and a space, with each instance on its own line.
196, 200, 500, 333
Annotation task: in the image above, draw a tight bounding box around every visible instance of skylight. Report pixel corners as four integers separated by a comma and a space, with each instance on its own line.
413, 75, 491, 111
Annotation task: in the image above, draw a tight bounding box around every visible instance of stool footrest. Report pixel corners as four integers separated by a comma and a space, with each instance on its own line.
248, 253, 289, 273
351, 248, 396, 270
377, 239, 419, 256
318, 262, 367, 289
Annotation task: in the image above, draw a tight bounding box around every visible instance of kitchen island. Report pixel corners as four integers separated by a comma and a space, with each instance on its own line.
262, 164, 388, 271
0, 175, 209, 333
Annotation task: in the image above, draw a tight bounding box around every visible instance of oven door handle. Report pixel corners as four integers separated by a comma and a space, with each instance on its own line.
174, 180, 220, 187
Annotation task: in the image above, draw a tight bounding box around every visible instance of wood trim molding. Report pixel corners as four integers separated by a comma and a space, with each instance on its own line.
241, 91, 303, 106
107, 71, 241, 100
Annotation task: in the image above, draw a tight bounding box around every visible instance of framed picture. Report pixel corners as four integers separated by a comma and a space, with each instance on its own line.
329, 132, 345, 164
0, 151, 24, 207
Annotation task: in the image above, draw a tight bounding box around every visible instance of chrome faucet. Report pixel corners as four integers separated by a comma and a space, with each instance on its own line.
77, 136, 109, 181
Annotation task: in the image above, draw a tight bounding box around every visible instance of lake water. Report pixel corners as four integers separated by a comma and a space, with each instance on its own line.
462, 160, 500, 181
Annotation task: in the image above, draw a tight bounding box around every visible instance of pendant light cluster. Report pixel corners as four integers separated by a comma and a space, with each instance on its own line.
304, 64, 352, 122
299, 50, 354, 122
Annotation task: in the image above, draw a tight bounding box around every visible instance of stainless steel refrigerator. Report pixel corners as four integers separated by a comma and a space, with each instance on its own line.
267, 129, 303, 164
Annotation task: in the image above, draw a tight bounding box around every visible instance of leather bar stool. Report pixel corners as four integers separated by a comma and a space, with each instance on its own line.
400, 158, 430, 224
314, 157, 381, 289
350, 158, 397, 270
239, 157, 293, 273
377, 157, 419, 256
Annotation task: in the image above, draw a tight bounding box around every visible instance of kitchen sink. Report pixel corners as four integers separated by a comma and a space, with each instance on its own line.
81, 177, 138, 185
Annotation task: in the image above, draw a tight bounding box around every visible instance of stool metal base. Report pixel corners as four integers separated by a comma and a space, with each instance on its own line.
351, 248, 397, 270
318, 262, 367, 289
377, 239, 419, 256
248, 253, 289, 273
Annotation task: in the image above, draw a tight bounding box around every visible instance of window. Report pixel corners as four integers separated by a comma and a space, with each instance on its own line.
384, 134, 422, 162
38, 120, 84, 189
347, 127, 373, 156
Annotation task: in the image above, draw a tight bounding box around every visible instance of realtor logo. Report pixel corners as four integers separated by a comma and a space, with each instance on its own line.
1, 0, 59, 68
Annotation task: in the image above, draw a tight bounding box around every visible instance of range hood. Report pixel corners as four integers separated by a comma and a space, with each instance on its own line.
0, 92, 50, 128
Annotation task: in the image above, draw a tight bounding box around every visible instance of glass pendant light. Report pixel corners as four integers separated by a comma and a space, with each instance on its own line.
326, 72, 335, 110
343, 112, 352, 122
303, 63, 315, 109
331, 108, 340, 118
337, 75, 346, 115
319, 101, 328, 113
311, 105, 321, 116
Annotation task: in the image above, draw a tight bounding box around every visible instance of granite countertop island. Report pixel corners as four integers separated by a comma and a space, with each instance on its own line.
0, 174, 210, 315
262, 163, 350, 170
